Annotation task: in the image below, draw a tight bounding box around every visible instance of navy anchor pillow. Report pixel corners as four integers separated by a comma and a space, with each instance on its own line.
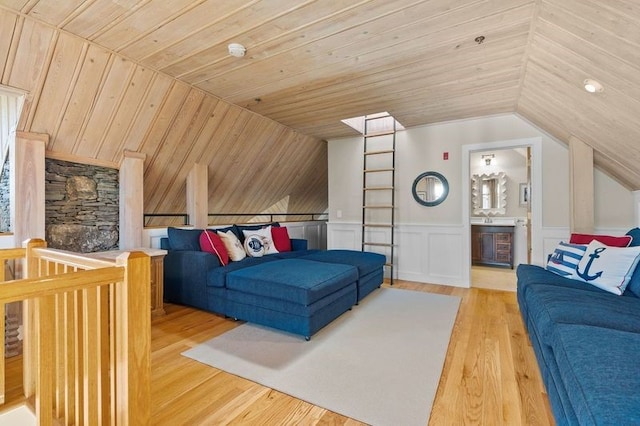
574, 240, 640, 295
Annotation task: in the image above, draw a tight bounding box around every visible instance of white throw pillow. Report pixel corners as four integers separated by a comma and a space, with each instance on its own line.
574, 240, 640, 295
242, 226, 279, 255
217, 230, 246, 262
244, 234, 265, 257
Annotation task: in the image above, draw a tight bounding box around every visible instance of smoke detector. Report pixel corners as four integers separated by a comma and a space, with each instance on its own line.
583, 79, 603, 93
228, 43, 246, 57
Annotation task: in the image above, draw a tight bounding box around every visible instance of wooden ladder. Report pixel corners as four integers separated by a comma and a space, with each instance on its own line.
361, 114, 396, 285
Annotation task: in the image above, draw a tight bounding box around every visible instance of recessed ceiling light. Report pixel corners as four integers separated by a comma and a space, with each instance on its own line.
583, 79, 604, 93
228, 43, 246, 57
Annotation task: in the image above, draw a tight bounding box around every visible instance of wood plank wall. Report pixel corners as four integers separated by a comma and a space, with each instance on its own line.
0, 9, 328, 226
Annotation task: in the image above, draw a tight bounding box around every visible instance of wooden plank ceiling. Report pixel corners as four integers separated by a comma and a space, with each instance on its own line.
1, 0, 640, 197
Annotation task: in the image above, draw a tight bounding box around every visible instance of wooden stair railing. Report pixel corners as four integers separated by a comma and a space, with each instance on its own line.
0, 239, 151, 425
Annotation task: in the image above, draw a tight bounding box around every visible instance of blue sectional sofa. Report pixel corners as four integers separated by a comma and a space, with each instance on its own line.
517, 263, 640, 425
161, 225, 386, 339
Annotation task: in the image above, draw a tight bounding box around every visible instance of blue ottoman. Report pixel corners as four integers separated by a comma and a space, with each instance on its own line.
225, 259, 358, 339
300, 250, 386, 302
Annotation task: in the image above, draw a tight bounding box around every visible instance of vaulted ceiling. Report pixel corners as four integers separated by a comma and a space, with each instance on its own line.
1, 0, 639, 191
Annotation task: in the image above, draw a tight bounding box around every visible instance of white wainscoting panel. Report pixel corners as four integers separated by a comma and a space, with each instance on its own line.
328, 222, 468, 287
427, 231, 464, 285
327, 223, 360, 250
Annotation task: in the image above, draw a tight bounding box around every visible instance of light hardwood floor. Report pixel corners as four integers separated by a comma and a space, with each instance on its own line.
471, 265, 517, 292
4, 280, 553, 425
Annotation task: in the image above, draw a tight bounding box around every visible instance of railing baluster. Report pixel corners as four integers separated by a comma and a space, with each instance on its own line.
0, 242, 150, 425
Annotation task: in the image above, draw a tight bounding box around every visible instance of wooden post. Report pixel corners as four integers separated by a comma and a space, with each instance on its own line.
23, 238, 46, 398
35, 294, 55, 426
11, 132, 47, 244
119, 151, 146, 249
0, 257, 4, 405
114, 251, 150, 425
569, 136, 594, 234
187, 163, 208, 228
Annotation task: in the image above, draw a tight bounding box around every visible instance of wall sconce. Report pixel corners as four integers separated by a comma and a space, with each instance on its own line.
481, 154, 495, 166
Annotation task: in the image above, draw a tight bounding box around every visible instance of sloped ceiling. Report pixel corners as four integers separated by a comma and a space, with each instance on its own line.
1, 0, 639, 191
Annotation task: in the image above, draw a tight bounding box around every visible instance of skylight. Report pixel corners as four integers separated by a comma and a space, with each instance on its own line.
341, 112, 405, 135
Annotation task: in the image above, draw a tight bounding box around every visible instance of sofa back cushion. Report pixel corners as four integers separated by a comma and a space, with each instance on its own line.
626, 227, 640, 247
200, 230, 229, 266
167, 227, 202, 251
626, 266, 640, 298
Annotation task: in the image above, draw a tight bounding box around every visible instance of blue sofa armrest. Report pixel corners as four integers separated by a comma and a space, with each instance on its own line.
164, 250, 220, 310
291, 238, 308, 251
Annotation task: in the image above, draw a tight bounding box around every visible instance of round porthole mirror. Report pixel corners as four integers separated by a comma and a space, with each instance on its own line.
412, 171, 449, 207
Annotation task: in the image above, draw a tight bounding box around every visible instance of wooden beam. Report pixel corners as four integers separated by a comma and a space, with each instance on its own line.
119, 150, 145, 249
569, 136, 594, 233
186, 163, 208, 228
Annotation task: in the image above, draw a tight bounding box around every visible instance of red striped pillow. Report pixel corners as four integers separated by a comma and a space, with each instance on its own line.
199, 230, 229, 266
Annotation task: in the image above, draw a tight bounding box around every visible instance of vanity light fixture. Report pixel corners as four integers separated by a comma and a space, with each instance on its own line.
228, 43, 246, 57
583, 79, 603, 93
481, 154, 495, 166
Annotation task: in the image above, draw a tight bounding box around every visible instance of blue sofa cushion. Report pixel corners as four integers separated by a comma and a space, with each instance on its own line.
206, 256, 278, 288
226, 259, 358, 305
290, 238, 308, 251
552, 324, 640, 425
271, 249, 321, 259
300, 249, 386, 276
167, 227, 202, 251
523, 283, 640, 347
626, 255, 640, 298
626, 227, 640, 247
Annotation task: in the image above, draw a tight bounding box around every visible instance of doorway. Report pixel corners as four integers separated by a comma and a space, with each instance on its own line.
461, 138, 543, 290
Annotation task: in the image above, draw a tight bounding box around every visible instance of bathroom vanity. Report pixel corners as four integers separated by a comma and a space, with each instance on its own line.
471, 224, 514, 268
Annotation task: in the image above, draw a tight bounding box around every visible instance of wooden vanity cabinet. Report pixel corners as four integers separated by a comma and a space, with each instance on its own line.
471, 225, 514, 268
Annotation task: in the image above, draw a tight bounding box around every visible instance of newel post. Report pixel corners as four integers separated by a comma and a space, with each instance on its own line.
22, 238, 47, 399
115, 251, 151, 425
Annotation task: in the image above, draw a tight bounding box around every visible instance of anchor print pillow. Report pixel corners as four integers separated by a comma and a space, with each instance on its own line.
546, 242, 587, 277
574, 240, 640, 295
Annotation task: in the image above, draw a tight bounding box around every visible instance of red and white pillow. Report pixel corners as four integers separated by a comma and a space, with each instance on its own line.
199, 230, 229, 266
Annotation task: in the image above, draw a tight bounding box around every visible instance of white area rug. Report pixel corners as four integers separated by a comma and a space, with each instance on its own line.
182, 287, 460, 426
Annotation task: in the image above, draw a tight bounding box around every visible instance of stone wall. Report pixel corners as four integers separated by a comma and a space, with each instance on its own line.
0, 156, 9, 233
45, 159, 119, 252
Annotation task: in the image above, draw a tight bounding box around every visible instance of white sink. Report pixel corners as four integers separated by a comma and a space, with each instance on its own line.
470, 217, 515, 226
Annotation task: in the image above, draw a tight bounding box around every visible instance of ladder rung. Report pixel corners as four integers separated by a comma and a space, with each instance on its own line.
364, 149, 394, 156
364, 186, 393, 191
364, 130, 395, 137
384, 263, 393, 267
363, 242, 394, 247
363, 205, 393, 209
364, 168, 394, 173
363, 224, 393, 228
